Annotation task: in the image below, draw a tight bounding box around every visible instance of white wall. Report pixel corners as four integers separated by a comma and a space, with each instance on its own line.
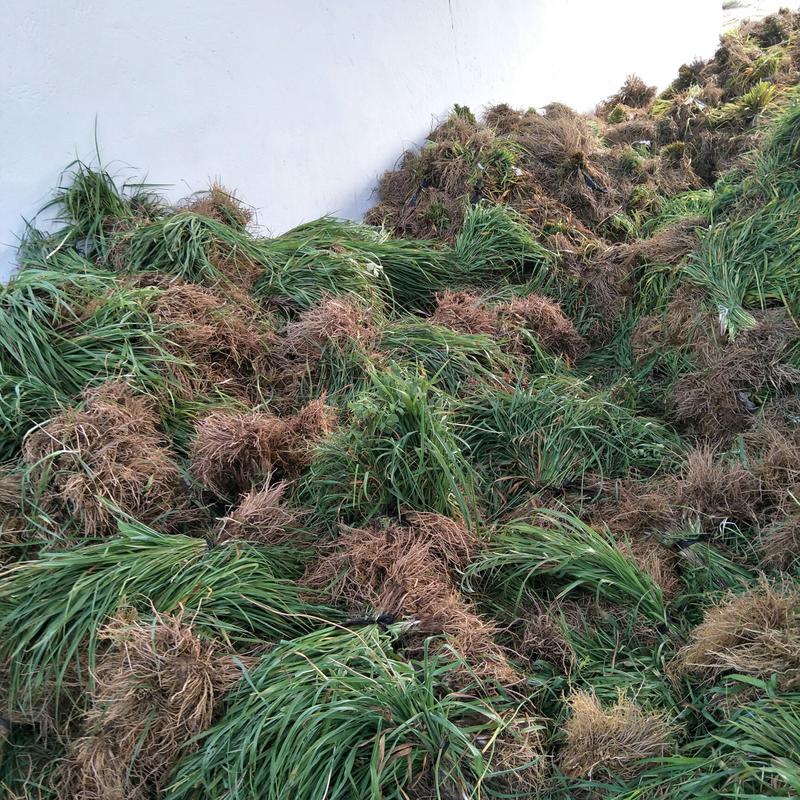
0, 0, 721, 279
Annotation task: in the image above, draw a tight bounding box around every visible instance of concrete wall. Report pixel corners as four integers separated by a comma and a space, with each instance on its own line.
0, 0, 722, 278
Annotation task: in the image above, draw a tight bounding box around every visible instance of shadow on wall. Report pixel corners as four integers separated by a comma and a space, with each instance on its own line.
0, 0, 722, 279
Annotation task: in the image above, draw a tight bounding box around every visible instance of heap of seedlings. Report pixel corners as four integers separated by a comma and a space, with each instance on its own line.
1, 10, 800, 800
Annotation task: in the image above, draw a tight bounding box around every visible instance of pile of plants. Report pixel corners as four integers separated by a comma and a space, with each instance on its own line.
1, 10, 799, 799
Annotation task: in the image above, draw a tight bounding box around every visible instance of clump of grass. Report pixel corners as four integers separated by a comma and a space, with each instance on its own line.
0, 266, 182, 456
377, 319, 520, 394
598, 75, 657, 118
0, 721, 63, 800
34, 160, 164, 261
112, 211, 269, 286
0, 522, 334, 717
166, 626, 543, 800
685, 91, 800, 337
302, 369, 479, 527
273, 295, 382, 405
451, 202, 554, 285
621, 693, 800, 799
710, 79, 779, 126
182, 182, 253, 230
254, 217, 391, 309
258, 204, 548, 313
457, 376, 681, 515
467, 509, 668, 624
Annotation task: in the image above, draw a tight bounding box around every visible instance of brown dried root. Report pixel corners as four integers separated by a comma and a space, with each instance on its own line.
673, 311, 800, 439
559, 690, 675, 780
215, 481, 305, 545
401, 510, 478, 568
499, 295, 587, 362
56, 609, 241, 800
598, 445, 762, 537
183, 182, 253, 230
22, 382, 194, 537
304, 518, 516, 686
620, 537, 680, 600
761, 513, 800, 569
572, 243, 632, 331
190, 398, 335, 498
674, 444, 762, 525
598, 75, 657, 118
744, 422, 800, 507
0, 471, 21, 509
674, 581, 800, 689
282, 296, 379, 362
514, 111, 617, 227
597, 479, 675, 537
630, 286, 717, 363
150, 282, 273, 402
627, 216, 704, 266
273, 296, 381, 401
482, 714, 547, 793
430, 290, 586, 362
519, 599, 576, 673
303, 516, 476, 607
427, 586, 520, 687
429, 290, 503, 336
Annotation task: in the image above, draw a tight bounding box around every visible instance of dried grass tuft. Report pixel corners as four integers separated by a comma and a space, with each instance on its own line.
572, 244, 632, 330
56, 609, 241, 800
23, 382, 194, 536
559, 690, 674, 780
674, 581, 800, 689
